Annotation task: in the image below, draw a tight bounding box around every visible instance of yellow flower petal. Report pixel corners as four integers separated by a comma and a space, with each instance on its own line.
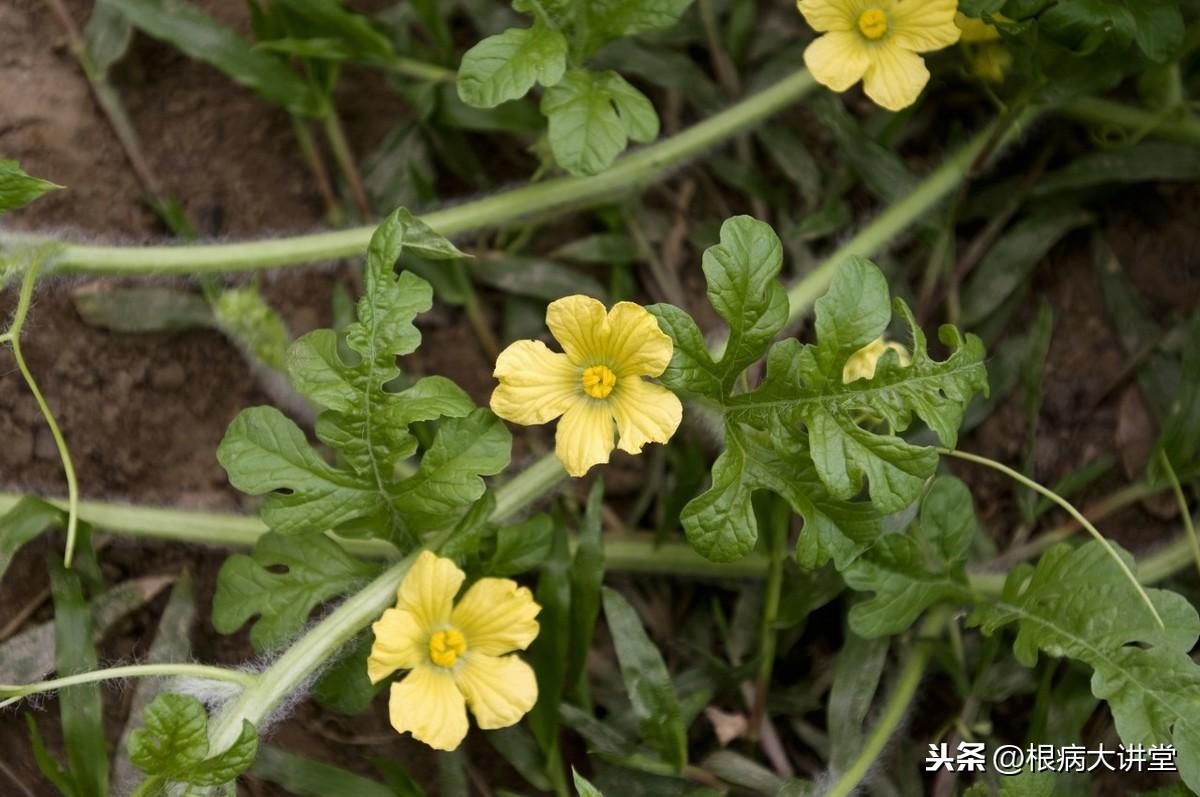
555, 398, 615, 477
862, 44, 929, 111
611, 378, 683, 456
804, 31, 873, 93
451, 578, 541, 656
891, 0, 960, 52
388, 665, 469, 751
455, 653, 538, 730
396, 550, 464, 631
604, 302, 674, 378
796, 0, 860, 32
367, 607, 425, 683
843, 337, 911, 383
490, 340, 580, 426
546, 295, 607, 366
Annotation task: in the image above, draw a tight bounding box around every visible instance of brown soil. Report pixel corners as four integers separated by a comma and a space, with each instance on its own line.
2, 0, 1198, 795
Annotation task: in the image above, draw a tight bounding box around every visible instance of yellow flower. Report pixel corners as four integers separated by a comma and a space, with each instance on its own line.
368, 551, 541, 751
490, 295, 683, 477
955, 13, 1010, 82
955, 12, 1000, 42
843, 336, 911, 383
969, 43, 1011, 82
796, 0, 961, 111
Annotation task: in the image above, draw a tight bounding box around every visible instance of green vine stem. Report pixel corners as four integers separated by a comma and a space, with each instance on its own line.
0, 664, 257, 710
938, 447, 1165, 628
15, 70, 817, 276
3, 251, 81, 567
4, 487, 1194, 591
0, 96, 1185, 284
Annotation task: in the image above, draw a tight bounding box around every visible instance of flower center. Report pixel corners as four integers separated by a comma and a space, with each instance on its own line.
581, 365, 617, 399
857, 8, 888, 40
428, 628, 467, 667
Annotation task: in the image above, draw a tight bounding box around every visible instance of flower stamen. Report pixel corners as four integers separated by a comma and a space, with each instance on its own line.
428, 628, 467, 667
581, 365, 617, 399
857, 8, 888, 40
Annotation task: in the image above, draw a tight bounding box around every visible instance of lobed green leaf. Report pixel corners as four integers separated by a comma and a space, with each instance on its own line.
0, 160, 61, 215
104, 0, 322, 116
48, 557, 108, 797
0, 497, 63, 582
129, 693, 258, 788
602, 587, 688, 770
971, 541, 1200, 791
457, 24, 568, 108
219, 209, 508, 547
650, 222, 986, 564
212, 531, 381, 652
541, 69, 659, 176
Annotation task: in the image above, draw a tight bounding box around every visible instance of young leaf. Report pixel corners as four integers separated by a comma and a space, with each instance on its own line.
0, 497, 63, 582
573, 768, 604, 797
114, 573, 197, 790
489, 514, 555, 577
827, 630, 889, 771
211, 285, 290, 372
369, 756, 429, 797
251, 745, 397, 797
567, 480, 606, 693
841, 476, 979, 636
1031, 141, 1200, 197
527, 520, 571, 754
312, 633, 381, 715
541, 69, 659, 177
726, 260, 987, 510
1040, 0, 1182, 62
212, 531, 381, 651
651, 225, 984, 564
48, 557, 108, 797
602, 587, 687, 770
457, 24, 568, 108
959, 210, 1091, 326
918, 475, 979, 565
487, 725, 553, 792
576, 0, 696, 56
1017, 302, 1053, 524
810, 94, 915, 204
649, 215, 788, 399
970, 541, 1200, 792
25, 714, 77, 797
218, 209, 510, 546
104, 0, 322, 116
1, 575, 174, 685
129, 693, 258, 788
270, 0, 396, 65
1149, 314, 1200, 480
841, 533, 973, 637
0, 160, 62, 214
687, 422, 880, 566
84, 0, 133, 76
72, 286, 214, 334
